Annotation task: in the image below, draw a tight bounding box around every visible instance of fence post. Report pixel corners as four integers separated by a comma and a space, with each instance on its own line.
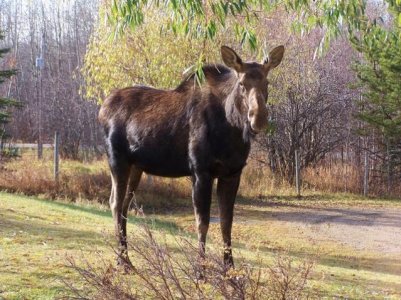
363, 150, 369, 196
295, 150, 301, 198
54, 131, 59, 182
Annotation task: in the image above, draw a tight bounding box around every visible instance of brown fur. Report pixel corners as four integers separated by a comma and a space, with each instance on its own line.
99, 45, 284, 269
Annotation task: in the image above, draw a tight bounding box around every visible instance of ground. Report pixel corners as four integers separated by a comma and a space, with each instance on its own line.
268, 205, 401, 254
235, 202, 401, 254
0, 191, 400, 299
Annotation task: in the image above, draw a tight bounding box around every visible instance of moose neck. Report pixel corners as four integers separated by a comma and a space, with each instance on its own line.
201, 66, 246, 131
188, 65, 250, 141
220, 76, 250, 143
224, 83, 244, 126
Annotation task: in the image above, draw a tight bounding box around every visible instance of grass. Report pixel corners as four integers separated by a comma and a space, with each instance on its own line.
2, 150, 401, 209
0, 193, 110, 299
1, 191, 401, 299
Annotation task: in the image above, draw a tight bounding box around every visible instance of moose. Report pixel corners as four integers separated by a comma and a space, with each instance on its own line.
99, 45, 284, 269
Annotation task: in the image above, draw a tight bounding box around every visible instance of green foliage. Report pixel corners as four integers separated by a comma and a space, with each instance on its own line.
82, 3, 284, 103
101, 0, 376, 95
109, 0, 257, 48
82, 0, 401, 109
83, 5, 222, 103
0, 31, 19, 140
352, 2, 401, 139
86, 0, 374, 103
351, 1, 401, 178
108, 0, 369, 54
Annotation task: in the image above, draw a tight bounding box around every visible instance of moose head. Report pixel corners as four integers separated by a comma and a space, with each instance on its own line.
221, 45, 285, 134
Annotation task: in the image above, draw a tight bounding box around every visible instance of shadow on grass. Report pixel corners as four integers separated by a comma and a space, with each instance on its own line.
0, 214, 107, 247
3, 194, 181, 235
236, 204, 401, 228
231, 238, 401, 279
312, 269, 401, 298
237, 193, 401, 206
3, 193, 401, 280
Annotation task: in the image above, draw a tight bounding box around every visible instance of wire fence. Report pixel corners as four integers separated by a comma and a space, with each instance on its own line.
1, 134, 400, 199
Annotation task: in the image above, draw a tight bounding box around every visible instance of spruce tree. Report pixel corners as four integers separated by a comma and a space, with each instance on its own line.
351, 2, 401, 189
353, 29, 401, 140
0, 30, 18, 143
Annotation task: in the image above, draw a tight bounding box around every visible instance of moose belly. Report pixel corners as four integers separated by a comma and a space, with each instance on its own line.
128, 136, 191, 178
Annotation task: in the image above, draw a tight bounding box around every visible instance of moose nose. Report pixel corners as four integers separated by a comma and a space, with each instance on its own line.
248, 108, 268, 133
247, 89, 269, 133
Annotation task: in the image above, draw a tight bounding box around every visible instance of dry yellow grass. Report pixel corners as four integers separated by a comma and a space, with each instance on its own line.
1, 150, 400, 207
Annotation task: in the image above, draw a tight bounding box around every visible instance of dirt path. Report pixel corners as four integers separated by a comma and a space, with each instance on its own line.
235, 204, 401, 254
280, 207, 401, 254
248, 207, 401, 255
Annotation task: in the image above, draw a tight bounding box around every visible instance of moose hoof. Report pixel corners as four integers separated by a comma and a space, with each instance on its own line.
224, 260, 235, 272
223, 249, 234, 270
117, 256, 134, 274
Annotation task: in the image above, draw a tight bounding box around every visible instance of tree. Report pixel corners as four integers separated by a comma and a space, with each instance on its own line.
0, 0, 101, 159
82, 2, 291, 103
0, 30, 18, 147
256, 38, 352, 182
351, 1, 401, 192
84, 1, 359, 183
108, 0, 369, 55
353, 28, 401, 141
82, 6, 208, 104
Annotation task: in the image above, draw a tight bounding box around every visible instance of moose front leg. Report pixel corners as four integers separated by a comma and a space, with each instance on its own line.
217, 175, 241, 267
192, 173, 213, 258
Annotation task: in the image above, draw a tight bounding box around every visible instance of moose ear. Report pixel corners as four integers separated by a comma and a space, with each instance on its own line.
221, 46, 244, 73
263, 45, 285, 72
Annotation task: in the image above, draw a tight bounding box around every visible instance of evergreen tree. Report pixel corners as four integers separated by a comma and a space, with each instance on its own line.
351, 1, 401, 189
0, 30, 18, 143
353, 29, 401, 140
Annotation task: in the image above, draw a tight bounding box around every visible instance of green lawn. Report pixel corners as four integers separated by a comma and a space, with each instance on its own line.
1, 191, 400, 299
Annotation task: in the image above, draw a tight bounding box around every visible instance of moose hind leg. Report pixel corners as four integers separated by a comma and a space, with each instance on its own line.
192, 173, 213, 257
217, 175, 241, 267
123, 166, 143, 214
121, 167, 143, 250
109, 161, 131, 268
114, 166, 143, 271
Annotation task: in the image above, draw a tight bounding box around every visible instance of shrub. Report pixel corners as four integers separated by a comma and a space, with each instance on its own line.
65, 224, 314, 299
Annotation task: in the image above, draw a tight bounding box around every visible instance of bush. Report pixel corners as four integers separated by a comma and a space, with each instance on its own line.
65, 223, 314, 300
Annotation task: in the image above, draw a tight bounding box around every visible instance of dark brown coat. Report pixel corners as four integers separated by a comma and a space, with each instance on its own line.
99, 45, 284, 269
